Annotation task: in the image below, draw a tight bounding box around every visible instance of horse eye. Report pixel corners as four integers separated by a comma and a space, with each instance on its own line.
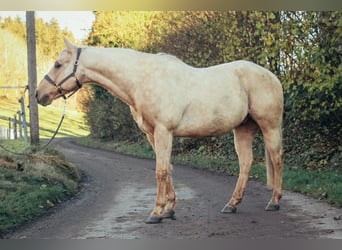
54, 61, 62, 68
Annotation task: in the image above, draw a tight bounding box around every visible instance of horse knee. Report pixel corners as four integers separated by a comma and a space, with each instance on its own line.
156, 169, 169, 181
239, 158, 254, 171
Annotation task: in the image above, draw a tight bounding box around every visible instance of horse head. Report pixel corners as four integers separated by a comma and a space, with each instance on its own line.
36, 37, 83, 106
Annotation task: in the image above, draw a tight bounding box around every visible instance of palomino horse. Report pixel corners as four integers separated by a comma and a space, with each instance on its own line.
36, 38, 284, 224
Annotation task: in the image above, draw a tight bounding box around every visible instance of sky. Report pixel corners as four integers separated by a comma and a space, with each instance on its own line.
0, 11, 95, 41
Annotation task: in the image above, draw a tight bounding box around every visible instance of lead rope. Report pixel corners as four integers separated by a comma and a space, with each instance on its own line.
40, 98, 67, 149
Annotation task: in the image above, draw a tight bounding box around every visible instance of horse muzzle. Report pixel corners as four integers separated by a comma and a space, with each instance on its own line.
35, 89, 52, 106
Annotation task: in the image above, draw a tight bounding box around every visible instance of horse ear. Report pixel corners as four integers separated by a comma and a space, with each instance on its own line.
64, 37, 76, 51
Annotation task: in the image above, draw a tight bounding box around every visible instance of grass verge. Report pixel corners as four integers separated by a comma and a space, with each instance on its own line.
0, 140, 80, 236
76, 136, 342, 207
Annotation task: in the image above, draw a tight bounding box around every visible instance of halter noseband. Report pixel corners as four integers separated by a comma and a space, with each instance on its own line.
44, 47, 82, 99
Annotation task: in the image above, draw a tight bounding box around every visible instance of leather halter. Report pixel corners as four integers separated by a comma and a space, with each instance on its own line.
44, 47, 82, 99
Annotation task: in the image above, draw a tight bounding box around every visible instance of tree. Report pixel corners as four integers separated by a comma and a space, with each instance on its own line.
35, 18, 75, 59
0, 16, 26, 40
0, 30, 28, 89
280, 12, 342, 125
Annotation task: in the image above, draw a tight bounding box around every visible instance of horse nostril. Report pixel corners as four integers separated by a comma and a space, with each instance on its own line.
35, 90, 39, 99
39, 94, 50, 106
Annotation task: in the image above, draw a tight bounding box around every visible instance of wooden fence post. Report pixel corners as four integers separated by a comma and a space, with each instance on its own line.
17, 111, 22, 139
19, 97, 29, 143
13, 114, 17, 139
8, 117, 11, 139
26, 11, 40, 146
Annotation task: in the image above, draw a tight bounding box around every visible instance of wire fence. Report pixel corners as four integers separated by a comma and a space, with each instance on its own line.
0, 126, 11, 140
0, 87, 29, 142
0, 115, 26, 140
0, 114, 27, 141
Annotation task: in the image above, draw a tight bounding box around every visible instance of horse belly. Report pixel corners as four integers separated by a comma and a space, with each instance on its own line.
173, 101, 247, 137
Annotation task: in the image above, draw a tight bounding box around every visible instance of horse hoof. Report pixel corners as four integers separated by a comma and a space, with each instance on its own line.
265, 203, 280, 211
163, 211, 176, 220
145, 215, 163, 224
221, 204, 237, 213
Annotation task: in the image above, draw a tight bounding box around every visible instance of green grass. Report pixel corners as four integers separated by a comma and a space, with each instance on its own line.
76, 136, 342, 207
0, 97, 89, 139
0, 140, 80, 235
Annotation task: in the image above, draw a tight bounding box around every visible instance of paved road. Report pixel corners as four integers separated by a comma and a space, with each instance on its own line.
8, 138, 342, 239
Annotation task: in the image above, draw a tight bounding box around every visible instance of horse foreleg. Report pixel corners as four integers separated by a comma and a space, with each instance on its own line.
163, 168, 176, 220
222, 121, 258, 213
146, 126, 174, 224
146, 132, 176, 221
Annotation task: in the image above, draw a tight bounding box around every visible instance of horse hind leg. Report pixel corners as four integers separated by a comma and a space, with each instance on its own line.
262, 126, 283, 211
221, 119, 259, 213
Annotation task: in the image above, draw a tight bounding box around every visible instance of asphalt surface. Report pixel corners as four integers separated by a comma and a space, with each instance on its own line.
7, 138, 342, 239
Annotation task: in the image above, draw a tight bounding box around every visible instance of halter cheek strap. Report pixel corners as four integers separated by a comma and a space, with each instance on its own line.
44, 47, 82, 99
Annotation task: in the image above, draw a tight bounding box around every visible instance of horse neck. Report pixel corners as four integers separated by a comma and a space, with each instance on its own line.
81, 47, 146, 106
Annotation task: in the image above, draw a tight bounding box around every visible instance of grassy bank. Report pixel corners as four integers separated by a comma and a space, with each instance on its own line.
0, 140, 80, 236
76, 136, 342, 207
0, 97, 87, 235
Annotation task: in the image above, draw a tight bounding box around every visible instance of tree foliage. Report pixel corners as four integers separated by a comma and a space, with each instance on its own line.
0, 16, 75, 59
0, 30, 28, 90
83, 85, 140, 140
281, 12, 341, 125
